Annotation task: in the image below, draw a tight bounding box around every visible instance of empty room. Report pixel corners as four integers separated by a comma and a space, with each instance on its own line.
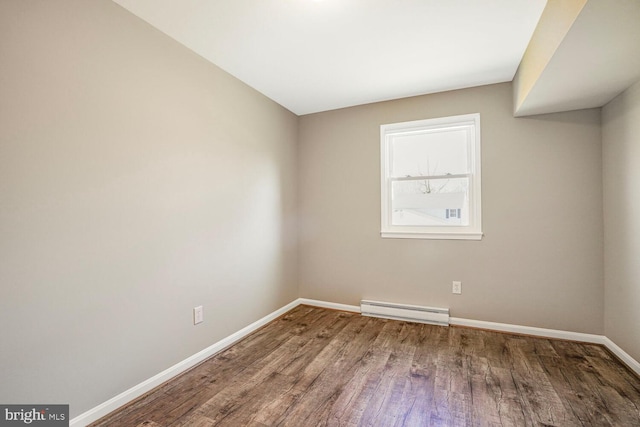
1, 0, 639, 426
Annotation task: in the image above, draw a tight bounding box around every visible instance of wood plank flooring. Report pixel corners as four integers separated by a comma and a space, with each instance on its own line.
90, 305, 640, 426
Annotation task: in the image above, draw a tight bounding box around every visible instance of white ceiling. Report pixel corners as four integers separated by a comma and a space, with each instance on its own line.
111, 0, 547, 115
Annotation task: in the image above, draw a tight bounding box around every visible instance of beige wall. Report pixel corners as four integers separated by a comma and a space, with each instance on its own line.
298, 83, 604, 334
0, 0, 297, 417
603, 79, 640, 362
0, 0, 624, 419
513, 0, 586, 113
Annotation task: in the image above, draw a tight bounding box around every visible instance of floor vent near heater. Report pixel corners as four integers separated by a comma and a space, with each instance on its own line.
360, 300, 450, 326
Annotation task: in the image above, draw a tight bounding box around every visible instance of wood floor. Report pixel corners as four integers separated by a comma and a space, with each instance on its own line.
91, 305, 640, 426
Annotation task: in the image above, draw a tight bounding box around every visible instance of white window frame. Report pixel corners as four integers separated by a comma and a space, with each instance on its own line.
380, 113, 482, 240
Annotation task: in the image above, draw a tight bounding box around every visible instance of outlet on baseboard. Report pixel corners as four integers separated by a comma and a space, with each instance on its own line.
452, 281, 462, 295
194, 306, 204, 325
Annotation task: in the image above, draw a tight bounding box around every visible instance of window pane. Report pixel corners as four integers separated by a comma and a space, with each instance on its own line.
391, 177, 469, 226
391, 129, 469, 177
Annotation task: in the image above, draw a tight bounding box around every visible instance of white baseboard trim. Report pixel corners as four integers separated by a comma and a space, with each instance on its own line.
298, 298, 360, 313
449, 317, 640, 377
602, 337, 640, 377
71, 298, 640, 426
449, 317, 606, 344
299, 300, 640, 376
70, 299, 300, 427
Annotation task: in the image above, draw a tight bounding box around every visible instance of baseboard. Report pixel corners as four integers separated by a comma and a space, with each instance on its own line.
449, 317, 606, 344
602, 337, 640, 377
70, 299, 300, 427
449, 317, 640, 377
298, 298, 360, 313
71, 298, 640, 426
300, 300, 639, 376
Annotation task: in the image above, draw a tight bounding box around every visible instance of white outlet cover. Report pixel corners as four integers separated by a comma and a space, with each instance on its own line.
194, 306, 204, 324
452, 281, 462, 294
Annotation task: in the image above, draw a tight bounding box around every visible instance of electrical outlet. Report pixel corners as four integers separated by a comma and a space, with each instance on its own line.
452, 281, 462, 295
193, 306, 204, 325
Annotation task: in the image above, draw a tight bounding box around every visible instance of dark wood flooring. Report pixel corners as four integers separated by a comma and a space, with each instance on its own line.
91, 305, 640, 426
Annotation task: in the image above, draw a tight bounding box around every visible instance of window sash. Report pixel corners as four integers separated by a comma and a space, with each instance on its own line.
389, 173, 470, 182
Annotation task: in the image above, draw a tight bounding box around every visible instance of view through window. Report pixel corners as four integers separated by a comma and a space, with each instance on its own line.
380, 113, 482, 240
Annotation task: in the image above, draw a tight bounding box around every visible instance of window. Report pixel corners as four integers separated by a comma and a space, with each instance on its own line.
380, 113, 482, 240
446, 209, 461, 219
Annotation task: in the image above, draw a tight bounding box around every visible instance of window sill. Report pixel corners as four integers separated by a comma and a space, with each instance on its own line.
381, 231, 483, 240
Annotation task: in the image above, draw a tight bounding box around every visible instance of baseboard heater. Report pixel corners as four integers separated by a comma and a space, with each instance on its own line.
360, 300, 450, 326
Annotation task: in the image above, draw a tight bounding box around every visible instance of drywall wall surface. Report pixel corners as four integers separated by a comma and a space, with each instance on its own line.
0, 0, 297, 417
513, 0, 586, 113
514, 0, 640, 117
298, 83, 604, 334
603, 79, 640, 362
